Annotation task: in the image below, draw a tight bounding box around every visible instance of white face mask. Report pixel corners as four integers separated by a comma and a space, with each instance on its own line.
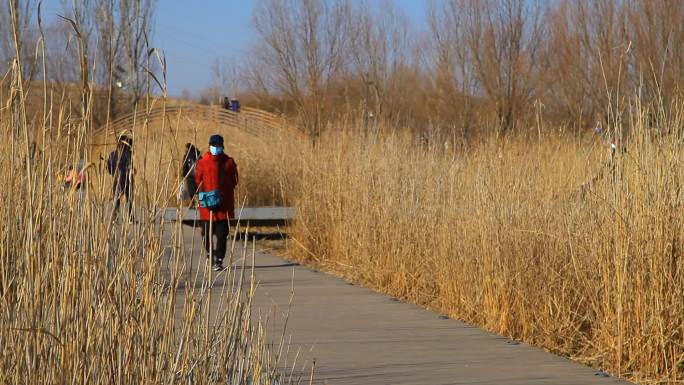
209, 146, 223, 156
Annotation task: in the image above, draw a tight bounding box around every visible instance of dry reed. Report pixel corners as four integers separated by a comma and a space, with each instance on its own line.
277, 109, 684, 384
0, 47, 290, 385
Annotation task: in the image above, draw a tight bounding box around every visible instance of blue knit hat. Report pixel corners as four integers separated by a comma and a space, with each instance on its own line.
209, 134, 224, 146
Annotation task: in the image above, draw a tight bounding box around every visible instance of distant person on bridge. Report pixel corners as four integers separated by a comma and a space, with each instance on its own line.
230, 98, 240, 113
195, 134, 239, 271
107, 135, 134, 220
221, 96, 240, 113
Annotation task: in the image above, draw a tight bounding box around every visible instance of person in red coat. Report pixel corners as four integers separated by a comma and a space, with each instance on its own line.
194, 134, 239, 271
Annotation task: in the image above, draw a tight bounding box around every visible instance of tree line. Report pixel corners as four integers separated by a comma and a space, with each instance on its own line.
3, 0, 683, 138
239, 0, 684, 139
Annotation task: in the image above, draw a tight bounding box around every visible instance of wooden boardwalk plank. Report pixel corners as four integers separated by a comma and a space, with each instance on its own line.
173, 226, 632, 385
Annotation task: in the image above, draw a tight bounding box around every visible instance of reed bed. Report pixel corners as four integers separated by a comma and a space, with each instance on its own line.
280, 110, 684, 384
0, 84, 288, 385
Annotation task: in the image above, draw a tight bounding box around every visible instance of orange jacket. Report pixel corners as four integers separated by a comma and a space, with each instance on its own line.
194, 152, 238, 221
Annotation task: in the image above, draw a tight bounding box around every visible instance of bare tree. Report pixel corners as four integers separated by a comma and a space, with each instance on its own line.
467, 0, 545, 132
426, 0, 478, 134
0, 0, 37, 78
93, 0, 122, 118
540, 1, 592, 127
194, 57, 240, 106
542, 0, 630, 129
426, 0, 546, 134
212, 57, 240, 99
60, 0, 97, 116
626, 0, 684, 110
349, 0, 409, 127
118, 0, 155, 106
249, 0, 352, 139
49, 0, 155, 124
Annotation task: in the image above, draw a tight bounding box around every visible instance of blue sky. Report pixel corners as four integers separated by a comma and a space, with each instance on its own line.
154, 0, 428, 96
154, 1, 254, 96
37, 0, 428, 96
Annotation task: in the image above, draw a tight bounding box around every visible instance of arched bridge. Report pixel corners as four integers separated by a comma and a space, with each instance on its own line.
89, 103, 304, 203
93, 103, 304, 143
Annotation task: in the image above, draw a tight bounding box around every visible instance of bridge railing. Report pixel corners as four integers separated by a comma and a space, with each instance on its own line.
94, 104, 305, 141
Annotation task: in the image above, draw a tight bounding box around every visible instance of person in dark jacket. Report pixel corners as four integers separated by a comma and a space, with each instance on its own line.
195, 134, 238, 271
182, 143, 201, 200
107, 135, 134, 218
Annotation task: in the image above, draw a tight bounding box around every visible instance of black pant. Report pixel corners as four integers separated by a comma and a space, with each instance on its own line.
113, 181, 133, 217
202, 220, 229, 264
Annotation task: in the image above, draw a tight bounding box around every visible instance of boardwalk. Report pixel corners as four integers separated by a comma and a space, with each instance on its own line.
173, 225, 632, 385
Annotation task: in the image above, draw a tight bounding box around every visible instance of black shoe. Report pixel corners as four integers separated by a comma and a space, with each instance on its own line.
212, 263, 224, 272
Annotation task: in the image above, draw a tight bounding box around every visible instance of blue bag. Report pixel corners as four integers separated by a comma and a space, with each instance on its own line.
198, 190, 221, 210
